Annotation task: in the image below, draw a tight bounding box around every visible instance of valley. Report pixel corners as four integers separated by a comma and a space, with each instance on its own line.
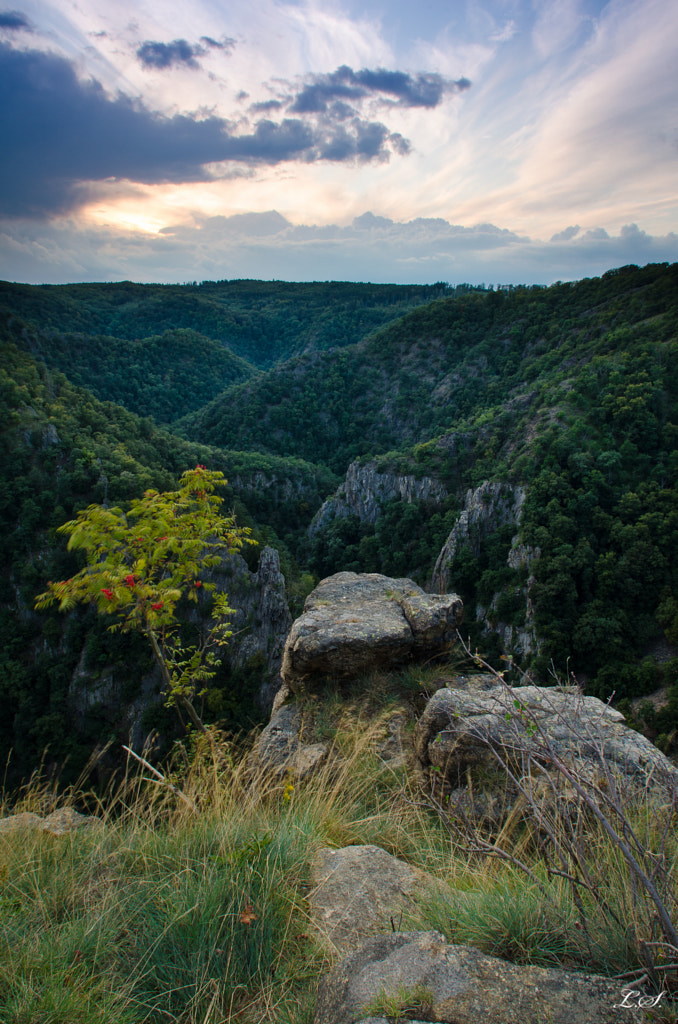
1, 262, 677, 782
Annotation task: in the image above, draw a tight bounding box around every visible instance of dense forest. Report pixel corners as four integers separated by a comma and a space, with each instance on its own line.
1, 264, 677, 780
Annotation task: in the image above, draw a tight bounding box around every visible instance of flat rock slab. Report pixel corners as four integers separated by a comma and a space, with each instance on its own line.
282, 573, 462, 687
309, 845, 442, 955
314, 930, 643, 1024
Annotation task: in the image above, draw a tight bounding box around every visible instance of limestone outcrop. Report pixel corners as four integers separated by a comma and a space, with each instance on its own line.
224, 545, 293, 710
314, 930, 640, 1024
414, 678, 678, 792
247, 704, 329, 780
310, 461, 447, 534
281, 572, 463, 689
430, 481, 526, 593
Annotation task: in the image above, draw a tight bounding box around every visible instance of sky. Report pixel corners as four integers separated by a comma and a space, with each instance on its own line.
1, 0, 677, 285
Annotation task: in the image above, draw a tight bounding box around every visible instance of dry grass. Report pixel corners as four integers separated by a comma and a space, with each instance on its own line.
0, 700, 675, 1022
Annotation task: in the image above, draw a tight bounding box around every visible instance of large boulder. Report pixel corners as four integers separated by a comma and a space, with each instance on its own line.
314, 930, 642, 1024
281, 573, 462, 689
414, 677, 678, 794
309, 845, 443, 955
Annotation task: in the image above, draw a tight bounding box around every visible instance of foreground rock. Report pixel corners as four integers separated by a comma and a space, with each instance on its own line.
248, 704, 329, 780
281, 573, 463, 689
309, 845, 442, 955
0, 808, 100, 835
314, 930, 641, 1024
414, 679, 678, 793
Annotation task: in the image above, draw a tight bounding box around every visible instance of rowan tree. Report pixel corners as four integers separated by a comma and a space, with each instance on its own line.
35, 465, 255, 733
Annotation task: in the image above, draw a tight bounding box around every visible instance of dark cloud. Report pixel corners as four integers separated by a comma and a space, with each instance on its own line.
250, 99, 284, 113
290, 64, 471, 113
0, 44, 410, 218
137, 34, 235, 69
137, 39, 203, 69
0, 9, 30, 30
200, 36, 235, 51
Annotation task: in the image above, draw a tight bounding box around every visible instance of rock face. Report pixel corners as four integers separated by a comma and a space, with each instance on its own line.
430, 481, 526, 593
414, 679, 678, 792
314, 930, 639, 1024
247, 704, 329, 780
429, 480, 545, 662
224, 545, 293, 711
281, 573, 463, 688
309, 846, 441, 955
310, 461, 447, 534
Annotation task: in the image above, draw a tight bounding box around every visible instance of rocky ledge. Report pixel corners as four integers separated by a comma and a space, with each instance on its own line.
281, 572, 463, 689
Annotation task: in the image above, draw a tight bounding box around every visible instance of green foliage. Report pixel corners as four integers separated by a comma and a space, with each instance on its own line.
11, 325, 259, 423
3, 261, 678, 777
35, 467, 255, 732
310, 497, 460, 584
0, 278, 449, 370
178, 264, 678, 473
361, 982, 434, 1020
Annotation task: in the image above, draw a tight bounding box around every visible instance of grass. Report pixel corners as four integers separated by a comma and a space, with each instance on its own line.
0, 699, 675, 1023
361, 982, 434, 1020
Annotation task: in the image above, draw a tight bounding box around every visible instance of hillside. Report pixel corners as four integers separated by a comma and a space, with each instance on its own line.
179, 263, 678, 470
2, 262, 678, 780
0, 278, 450, 368
0, 316, 335, 781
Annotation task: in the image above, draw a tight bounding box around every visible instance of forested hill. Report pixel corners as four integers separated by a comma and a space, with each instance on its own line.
2, 261, 678, 781
0, 278, 451, 370
179, 262, 678, 471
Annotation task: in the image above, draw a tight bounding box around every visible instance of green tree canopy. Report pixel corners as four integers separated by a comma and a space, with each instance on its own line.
36, 466, 255, 732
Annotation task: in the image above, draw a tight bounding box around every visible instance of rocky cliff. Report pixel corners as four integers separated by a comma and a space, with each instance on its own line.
223, 545, 292, 711
310, 460, 448, 534
429, 480, 541, 660
430, 481, 526, 592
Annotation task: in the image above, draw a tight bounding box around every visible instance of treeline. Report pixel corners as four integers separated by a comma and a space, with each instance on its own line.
0, 279, 450, 369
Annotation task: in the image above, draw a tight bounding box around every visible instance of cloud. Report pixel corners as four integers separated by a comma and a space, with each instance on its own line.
0, 44, 416, 218
2, 211, 677, 287
551, 225, 580, 241
200, 36, 234, 51
0, 9, 30, 30
136, 35, 236, 70
137, 39, 200, 70
289, 65, 471, 113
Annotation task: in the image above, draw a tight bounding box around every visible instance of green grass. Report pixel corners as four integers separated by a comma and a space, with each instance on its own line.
0, 705, 675, 1023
